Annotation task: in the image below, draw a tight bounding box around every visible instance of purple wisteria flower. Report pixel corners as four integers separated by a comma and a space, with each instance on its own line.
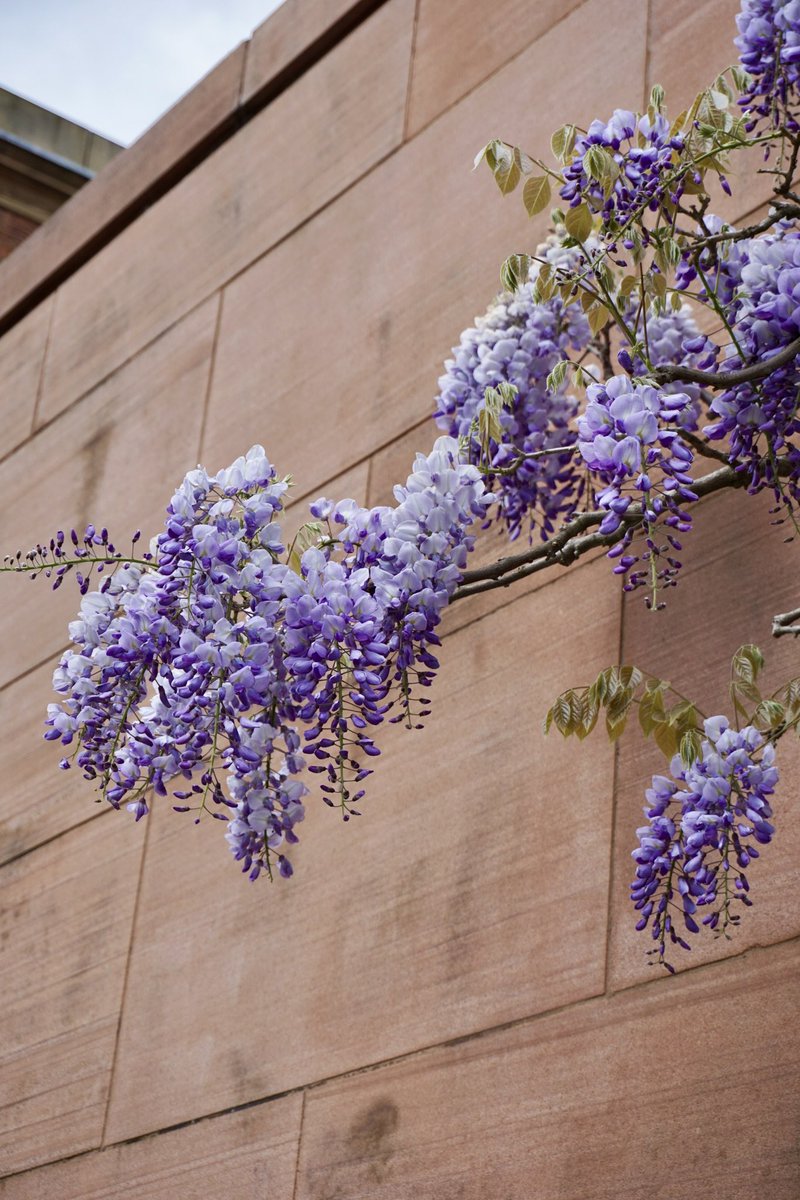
735, 0, 800, 130
625, 303, 719, 421
43, 438, 490, 882
674, 214, 752, 307
705, 227, 800, 500
560, 109, 687, 229
577, 376, 697, 601
434, 240, 592, 541
632, 717, 778, 970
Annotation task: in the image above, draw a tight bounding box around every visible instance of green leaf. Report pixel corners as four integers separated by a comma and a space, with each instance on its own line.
587, 145, 620, 191
575, 690, 600, 740
288, 521, 322, 574
552, 692, 574, 736
536, 262, 554, 300
639, 683, 666, 737
584, 145, 609, 183
588, 669, 611, 708
649, 83, 665, 112
670, 108, 688, 137
588, 304, 611, 335
495, 155, 521, 195
712, 73, 732, 100
514, 145, 536, 174
679, 728, 702, 767
649, 273, 668, 306
730, 679, 762, 722
479, 140, 524, 194
551, 123, 577, 163
753, 699, 786, 731
731, 644, 765, 685
731, 65, 753, 94
605, 687, 634, 741
478, 405, 502, 455
617, 666, 644, 692
500, 253, 532, 292
564, 203, 593, 243
653, 720, 679, 759
627, 226, 645, 265
523, 175, 551, 217
546, 358, 569, 394
473, 140, 497, 171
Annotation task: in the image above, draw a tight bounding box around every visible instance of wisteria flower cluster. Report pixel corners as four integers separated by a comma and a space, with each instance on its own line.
632, 717, 778, 970
736, 0, 800, 129
625, 304, 717, 414
6, 0, 800, 979
559, 109, 687, 229
577, 377, 697, 601
434, 241, 591, 541
705, 227, 800, 500
434, 228, 716, 589
42, 440, 491, 881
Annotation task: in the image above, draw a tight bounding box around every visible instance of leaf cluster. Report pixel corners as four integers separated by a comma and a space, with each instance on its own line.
545, 646, 800, 769
544, 664, 703, 765
729, 644, 800, 737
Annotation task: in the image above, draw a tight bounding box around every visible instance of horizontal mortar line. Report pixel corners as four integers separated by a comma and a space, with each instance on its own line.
403, 0, 596, 144
0, 0, 775, 437
0, 804, 111, 873
2, 931, 796, 1183
0, 0, 580, 346
0, 643, 69, 696
0, 109, 421, 477
0, 30, 776, 480
0, 0, 650, 472
0, 0, 392, 342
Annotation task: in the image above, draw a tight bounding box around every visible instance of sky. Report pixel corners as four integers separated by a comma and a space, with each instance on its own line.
2, 0, 286, 146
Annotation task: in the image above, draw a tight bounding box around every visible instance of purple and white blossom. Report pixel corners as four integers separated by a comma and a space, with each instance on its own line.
632, 717, 778, 969
43, 439, 490, 882
434, 241, 593, 541
577, 376, 697, 600
560, 109, 687, 228
736, 0, 800, 130
705, 227, 800, 500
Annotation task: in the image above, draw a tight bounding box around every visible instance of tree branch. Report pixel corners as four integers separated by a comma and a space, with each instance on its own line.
452, 463, 748, 603
689, 203, 800, 250
653, 336, 800, 390
772, 606, 800, 637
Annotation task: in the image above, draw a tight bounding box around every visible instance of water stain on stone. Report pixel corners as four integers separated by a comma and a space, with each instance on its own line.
78, 422, 113, 528
347, 1097, 399, 1181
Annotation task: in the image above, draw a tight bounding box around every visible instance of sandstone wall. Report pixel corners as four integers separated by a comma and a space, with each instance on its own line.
1, 1, 798, 1196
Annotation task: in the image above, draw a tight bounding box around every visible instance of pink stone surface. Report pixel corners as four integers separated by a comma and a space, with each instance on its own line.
0, 0, 797, 1192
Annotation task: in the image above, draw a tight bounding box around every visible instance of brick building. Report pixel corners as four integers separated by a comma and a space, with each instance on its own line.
0, 1, 797, 1196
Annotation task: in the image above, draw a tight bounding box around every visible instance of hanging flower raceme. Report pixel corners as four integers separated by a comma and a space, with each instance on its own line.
434, 241, 592, 541
632, 717, 778, 971
735, 0, 800, 131
32, 438, 491, 882
577, 376, 697, 602
705, 227, 800, 502
625, 304, 718, 421
559, 109, 687, 230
